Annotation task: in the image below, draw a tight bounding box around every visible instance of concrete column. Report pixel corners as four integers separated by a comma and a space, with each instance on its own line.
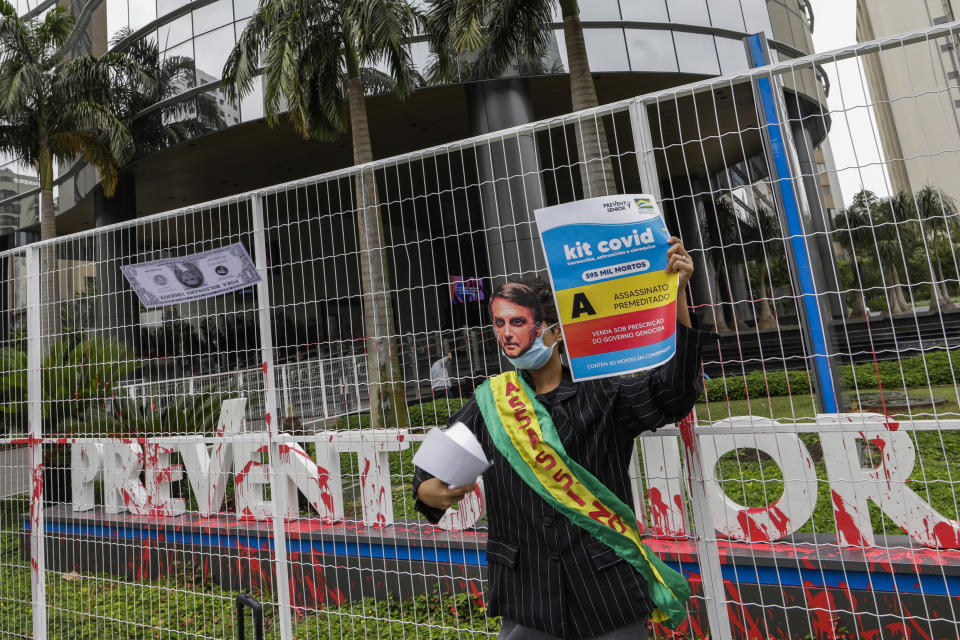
790, 120, 845, 321
94, 175, 139, 341
666, 178, 715, 328
465, 79, 546, 287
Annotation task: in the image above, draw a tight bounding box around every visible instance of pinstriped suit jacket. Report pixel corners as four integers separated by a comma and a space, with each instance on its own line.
413, 323, 708, 639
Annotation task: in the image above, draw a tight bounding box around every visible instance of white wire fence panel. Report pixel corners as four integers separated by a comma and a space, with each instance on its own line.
638, 23, 960, 640
25, 201, 295, 640
6, 20, 960, 640
0, 248, 32, 638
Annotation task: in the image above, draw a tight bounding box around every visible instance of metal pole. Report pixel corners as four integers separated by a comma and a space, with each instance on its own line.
250, 195, 293, 640
629, 102, 733, 640
318, 360, 329, 420
25, 246, 46, 639
745, 34, 840, 413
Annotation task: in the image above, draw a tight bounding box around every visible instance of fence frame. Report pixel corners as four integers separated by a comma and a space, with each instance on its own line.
3, 18, 960, 640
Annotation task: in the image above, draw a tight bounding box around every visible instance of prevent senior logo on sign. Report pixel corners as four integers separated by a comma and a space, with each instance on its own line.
121, 242, 261, 308
535, 195, 678, 380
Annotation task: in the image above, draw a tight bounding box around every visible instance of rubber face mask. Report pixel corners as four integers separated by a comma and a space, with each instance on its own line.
504, 324, 557, 370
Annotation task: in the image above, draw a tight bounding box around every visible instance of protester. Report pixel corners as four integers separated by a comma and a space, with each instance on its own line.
413, 237, 707, 640
430, 351, 454, 399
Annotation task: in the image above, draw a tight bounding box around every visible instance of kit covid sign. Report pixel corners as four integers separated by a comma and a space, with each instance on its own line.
534, 195, 678, 380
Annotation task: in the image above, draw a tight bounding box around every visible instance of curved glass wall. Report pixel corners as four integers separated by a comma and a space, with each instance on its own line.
0, 0, 821, 237
102, 0, 819, 121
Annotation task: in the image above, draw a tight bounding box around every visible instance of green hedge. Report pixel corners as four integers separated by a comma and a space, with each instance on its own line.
336, 398, 466, 430
702, 348, 960, 401
332, 350, 960, 418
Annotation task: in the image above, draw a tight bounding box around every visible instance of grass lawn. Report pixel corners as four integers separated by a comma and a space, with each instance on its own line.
0, 520, 496, 639
696, 384, 960, 423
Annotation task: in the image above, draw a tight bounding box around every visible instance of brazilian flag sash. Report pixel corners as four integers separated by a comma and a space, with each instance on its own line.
475, 371, 691, 629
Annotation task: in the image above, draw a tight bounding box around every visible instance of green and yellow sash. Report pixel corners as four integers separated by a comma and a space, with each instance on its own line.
475, 371, 691, 629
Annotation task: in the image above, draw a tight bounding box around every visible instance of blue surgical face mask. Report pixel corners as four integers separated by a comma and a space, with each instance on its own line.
504, 324, 557, 370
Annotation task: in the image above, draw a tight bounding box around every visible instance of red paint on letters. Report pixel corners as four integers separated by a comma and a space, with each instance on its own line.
736, 509, 770, 542
832, 491, 868, 546
649, 487, 670, 535
933, 521, 960, 549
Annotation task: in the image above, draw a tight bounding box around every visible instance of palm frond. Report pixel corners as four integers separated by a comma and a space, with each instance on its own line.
38, 5, 73, 54
348, 0, 420, 99
48, 130, 119, 196
222, 2, 281, 103
474, 0, 552, 79
0, 8, 36, 66
0, 60, 44, 113
423, 0, 460, 81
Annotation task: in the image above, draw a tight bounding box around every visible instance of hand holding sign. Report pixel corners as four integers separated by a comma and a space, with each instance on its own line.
665, 236, 695, 289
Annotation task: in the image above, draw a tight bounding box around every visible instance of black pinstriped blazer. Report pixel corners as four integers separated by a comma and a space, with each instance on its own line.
413, 323, 708, 639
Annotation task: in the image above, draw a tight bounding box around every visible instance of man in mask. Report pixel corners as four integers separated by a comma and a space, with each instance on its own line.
413, 237, 707, 640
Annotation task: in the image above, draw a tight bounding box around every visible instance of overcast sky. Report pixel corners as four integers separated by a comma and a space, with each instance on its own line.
807, 0, 892, 207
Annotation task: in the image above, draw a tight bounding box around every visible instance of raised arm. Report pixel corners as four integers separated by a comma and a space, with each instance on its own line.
615, 237, 709, 437
614, 322, 709, 439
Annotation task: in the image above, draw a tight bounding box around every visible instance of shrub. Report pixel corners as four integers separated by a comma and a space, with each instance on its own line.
704, 348, 960, 401
336, 398, 467, 430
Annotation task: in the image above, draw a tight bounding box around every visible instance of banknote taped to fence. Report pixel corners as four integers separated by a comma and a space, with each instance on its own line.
534, 195, 678, 380
121, 242, 261, 308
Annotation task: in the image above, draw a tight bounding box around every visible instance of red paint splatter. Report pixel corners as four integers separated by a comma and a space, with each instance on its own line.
933, 521, 960, 549
832, 491, 868, 547
737, 509, 770, 542
649, 487, 671, 535
803, 580, 838, 639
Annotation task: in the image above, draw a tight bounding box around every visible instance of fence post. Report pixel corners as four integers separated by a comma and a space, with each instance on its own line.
745, 34, 841, 413
25, 245, 46, 639
318, 361, 329, 420
280, 366, 291, 418
353, 357, 362, 412
250, 194, 293, 640
678, 414, 733, 640
629, 100, 733, 640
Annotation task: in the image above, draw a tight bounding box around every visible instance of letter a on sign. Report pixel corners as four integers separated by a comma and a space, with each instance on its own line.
571, 292, 597, 319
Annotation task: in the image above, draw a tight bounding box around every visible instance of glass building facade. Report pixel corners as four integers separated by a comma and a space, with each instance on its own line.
0, 0, 824, 244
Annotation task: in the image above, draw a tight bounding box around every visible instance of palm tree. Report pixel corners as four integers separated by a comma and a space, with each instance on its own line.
221, 0, 420, 430
832, 207, 872, 319
110, 28, 227, 157
426, 0, 615, 198
0, 3, 143, 344
843, 190, 913, 316
741, 206, 782, 330
914, 185, 956, 312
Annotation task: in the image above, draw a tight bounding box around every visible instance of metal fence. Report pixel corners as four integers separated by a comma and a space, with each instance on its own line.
1, 20, 960, 640
119, 354, 369, 428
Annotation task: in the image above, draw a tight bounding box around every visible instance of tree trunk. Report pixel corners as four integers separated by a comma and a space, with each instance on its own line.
38, 149, 61, 351
756, 274, 777, 329
931, 254, 955, 311
884, 267, 909, 316
711, 262, 733, 333
348, 75, 408, 430
561, 13, 615, 198
849, 289, 868, 320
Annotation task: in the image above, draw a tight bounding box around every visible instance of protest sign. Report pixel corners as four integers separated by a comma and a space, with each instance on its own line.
121, 242, 261, 308
534, 195, 678, 380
